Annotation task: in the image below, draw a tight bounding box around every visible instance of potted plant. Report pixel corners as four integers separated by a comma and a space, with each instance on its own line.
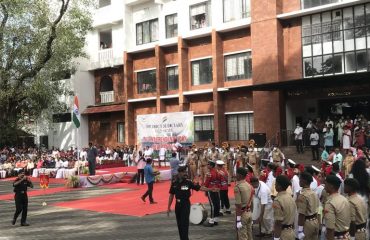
66, 175, 80, 188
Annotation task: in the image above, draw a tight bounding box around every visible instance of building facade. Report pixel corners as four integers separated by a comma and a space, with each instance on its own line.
84, 0, 370, 148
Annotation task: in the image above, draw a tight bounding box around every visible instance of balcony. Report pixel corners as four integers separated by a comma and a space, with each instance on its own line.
91, 48, 123, 70
100, 91, 114, 104
93, 2, 124, 28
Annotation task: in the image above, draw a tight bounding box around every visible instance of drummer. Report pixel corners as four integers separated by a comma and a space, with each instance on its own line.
167, 166, 210, 240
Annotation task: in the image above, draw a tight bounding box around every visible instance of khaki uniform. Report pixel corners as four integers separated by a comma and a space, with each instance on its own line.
246, 151, 259, 177
235, 152, 246, 168
234, 180, 254, 240
271, 149, 283, 166
324, 193, 351, 240
273, 191, 296, 240
210, 151, 220, 161
348, 194, 368, 240
188, 154, 198, 181
225, 151, 234, 183
296, 187, 320, 239
198, 153, 208, 183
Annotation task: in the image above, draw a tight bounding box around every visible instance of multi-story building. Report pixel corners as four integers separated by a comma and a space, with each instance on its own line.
85, 0, 370, 148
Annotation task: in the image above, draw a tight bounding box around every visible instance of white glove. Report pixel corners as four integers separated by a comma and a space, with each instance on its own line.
297, 232, 305, 240
236, 221, 242, 229
321, 225, 326, 234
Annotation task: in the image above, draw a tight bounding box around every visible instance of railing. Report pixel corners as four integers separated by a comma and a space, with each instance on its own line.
100, 91, 114, 104
301, 0, 341, 9
98, 48, 113, 64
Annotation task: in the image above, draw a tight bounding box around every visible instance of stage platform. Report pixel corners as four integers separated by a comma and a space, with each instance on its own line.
79, 166, 171, 188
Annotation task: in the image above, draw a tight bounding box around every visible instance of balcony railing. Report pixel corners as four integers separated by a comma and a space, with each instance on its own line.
99, 48, 113, 63
100, 91, 114, 104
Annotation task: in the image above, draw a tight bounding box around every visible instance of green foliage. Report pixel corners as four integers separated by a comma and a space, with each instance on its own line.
0, 0, 93, 146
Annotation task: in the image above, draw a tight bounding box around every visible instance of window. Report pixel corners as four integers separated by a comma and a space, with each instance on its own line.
100, 122, 111, 131
301, 0, 341, 10
227, 113, 254, 141
302, 4, 370, 77
99, 30, 112, 49
224, 52, 252, 81
52, 113, 71, 123
136, 19, 158, 45
191, 58, 212, 85
137, 70, 156, 94
167, 66, 179, 90
117, 122, 124, 143
190, 1, 211, 30
165, 14, 178, 38
99, 0, 111, 8
194, 116, 214, 142
100, 75, 113, 92
223, 0, 250, 22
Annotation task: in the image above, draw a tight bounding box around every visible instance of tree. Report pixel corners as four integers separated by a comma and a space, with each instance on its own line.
0, 0, 92, 146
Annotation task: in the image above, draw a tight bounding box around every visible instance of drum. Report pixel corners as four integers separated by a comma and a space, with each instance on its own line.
189, 203, 208, 225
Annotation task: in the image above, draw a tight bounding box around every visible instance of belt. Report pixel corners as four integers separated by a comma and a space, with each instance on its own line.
356, 222, 367, 230
334, 231, 349, 237
305, 213, 317, 221
15, 191, 26, 194
282, 224, 293, 230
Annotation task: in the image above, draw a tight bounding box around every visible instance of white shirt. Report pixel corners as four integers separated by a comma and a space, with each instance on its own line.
62, 161, 69, 168
159, 147, 166, 156
325, 120, 334, 127
294, 126, 303, 140
266, 171, 275, 190
310, 177, 318, 191
55, 160, 63, 168
310, 132, 319, 146
255, 181, 273, 205
291, 175, 301, 200
80, 150, 87, 160
144, 148, 153, 157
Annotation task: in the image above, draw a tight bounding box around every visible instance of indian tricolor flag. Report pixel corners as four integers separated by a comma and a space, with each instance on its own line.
72, 96, 80, 128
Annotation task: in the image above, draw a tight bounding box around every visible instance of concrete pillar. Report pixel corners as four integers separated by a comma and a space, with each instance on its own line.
178, 37, 189, 112
124, 52, 135, 145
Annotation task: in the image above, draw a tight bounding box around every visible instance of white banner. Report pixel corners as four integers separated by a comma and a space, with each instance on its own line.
137, 111, 194, 150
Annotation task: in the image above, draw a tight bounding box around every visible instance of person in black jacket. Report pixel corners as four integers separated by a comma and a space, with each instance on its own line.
12, 169, 33, 226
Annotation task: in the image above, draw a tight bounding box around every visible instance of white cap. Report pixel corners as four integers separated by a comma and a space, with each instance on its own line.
288, 159, 296, 165
312, 165, 321, 173
216, 160, 225, 165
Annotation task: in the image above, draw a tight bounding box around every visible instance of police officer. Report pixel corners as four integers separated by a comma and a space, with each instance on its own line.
296, 171, 319, 240
343, 178, 367, 240
203, 160, 221, 226
12, 169, 33, 226
323, 175, 351, 240
273, 175, 296, 240
234, 167, 254, 240
167, 166, 208, 240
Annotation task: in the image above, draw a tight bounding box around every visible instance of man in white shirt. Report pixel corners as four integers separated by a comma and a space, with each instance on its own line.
79, 148, 87, 161
309, 129, 320, 161
294, 123, 304, 154
333, 148, 343, 169
159, 147, 166, 167
144, 146, 153, 159
171, 139, 182, 160
251, 177, 274, 237
291, 165, 302, 200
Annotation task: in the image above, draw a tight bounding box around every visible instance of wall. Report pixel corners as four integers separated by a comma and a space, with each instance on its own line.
94, 66, 124, 104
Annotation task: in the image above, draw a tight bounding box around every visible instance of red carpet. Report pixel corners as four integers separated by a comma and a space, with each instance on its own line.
0, 186, 77, 201
54, 181, 235, 217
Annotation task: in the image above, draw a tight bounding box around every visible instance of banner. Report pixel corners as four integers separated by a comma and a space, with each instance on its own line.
137, 111, 194, 150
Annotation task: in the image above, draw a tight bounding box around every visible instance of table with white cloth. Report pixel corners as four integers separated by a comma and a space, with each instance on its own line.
32, 168, 57, 178
0, 170, 6, 179
55, 168, 76, 179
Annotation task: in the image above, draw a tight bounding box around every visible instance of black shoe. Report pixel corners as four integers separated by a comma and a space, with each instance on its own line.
11, 219, 16, 225
21, 223, 30, 226
204, 222, 215, 227
225, 210, 232, 214
150, 201, 158, 204
219, 212, 224, 216
214, 222, 218, 226
140, 196, 146, 202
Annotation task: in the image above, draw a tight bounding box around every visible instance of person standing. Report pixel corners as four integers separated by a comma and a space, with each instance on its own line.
294, 123, 304, 154
203, 160, 221, 226
234, 167, 254, 240
323, 175, 351, 240
87, 142, 98, 176
141, 158, 159, 204
169, 152, 180, 179
273, 175, 296, 240
216, 160, 231, 214
12, 170, 33, 226
167, 166, 209, 240
324, 125, 334, 153
310, 129, 320, 161
296, 172, 320, 240
342, 126, 352, 153
135, 151, 146, 185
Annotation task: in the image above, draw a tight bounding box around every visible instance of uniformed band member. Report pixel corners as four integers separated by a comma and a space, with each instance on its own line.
273, 175, 296, 240
296, 172, 319, 240
343, 178, 368, 240
203, 160, 221, 226
198, 149, 208, 184
12, 169, 33, 226
216, 160, 231, 214
234, 167, 254, 240
323, 175, 351, 240
167, 166, 209, 240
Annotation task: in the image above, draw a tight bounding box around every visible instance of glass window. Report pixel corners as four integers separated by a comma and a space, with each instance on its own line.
191, 58, 212, 85
117, 122, 124, 143
165, 14, 178, 39
354, 5, 365, 27
333, 54, 343, 74
343, 8, 354, 29
302, 0, 341, 10
227, 113, 254, 141
167, 66, 179, 90
322, 55, 334, 75
313, 56, 323, 75
356, 50, 367, 71
99, 30, 112, 49
190, 1, 211, 30
137, 70, 156, 94
194, 116, 214, 142
223, 0, 250, 22
224, 52, 252, 81
345, 52, 356, 72
303, 58, 313, 77
136, 19, 159, 45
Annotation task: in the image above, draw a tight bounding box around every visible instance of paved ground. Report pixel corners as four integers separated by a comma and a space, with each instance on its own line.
0, 180, 271, 240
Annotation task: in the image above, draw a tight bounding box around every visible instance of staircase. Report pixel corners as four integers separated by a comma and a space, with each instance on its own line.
280, 146, 321, 167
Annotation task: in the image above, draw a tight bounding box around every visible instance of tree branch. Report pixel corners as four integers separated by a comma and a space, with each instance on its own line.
17, 0, 70, 82
0, 3, 9, 68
